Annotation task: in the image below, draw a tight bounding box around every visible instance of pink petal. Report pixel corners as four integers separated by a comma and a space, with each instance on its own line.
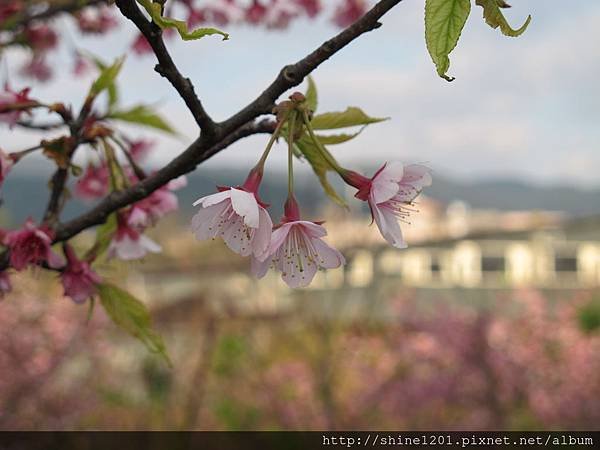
251, 254, 271, 279
229, 188, 260, 228
372, 205, 407, 249
221, 215, 253, 256
312, 238, 345, 269
46, 248, 65, 269
252, 207, 273, 261
193, 189, 231, 207
371, 161, 404, 204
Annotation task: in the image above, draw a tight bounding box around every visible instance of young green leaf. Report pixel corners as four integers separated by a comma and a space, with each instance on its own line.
475, 0, 531, 37
310, 107, 387, 130
293, 137, 347, 207
137, 0, 229, 41
98, 283, 171, 366
305, 76, 318, 113
86, 213, 118, 261
89, 56, 125, 99
315, 128, 365, 145
108, 105, 176, 135
86, 54, 120, 108
425, 0, 471, 81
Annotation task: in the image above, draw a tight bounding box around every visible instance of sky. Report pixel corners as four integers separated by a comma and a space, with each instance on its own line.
3, 0, 599, 188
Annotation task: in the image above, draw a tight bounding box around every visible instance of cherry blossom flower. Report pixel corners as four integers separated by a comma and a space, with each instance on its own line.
264, 0, 301, 29
107, 216, 162, 261
191, 168, 272, 260
132, 33, 153, 55
204, 0, 244, 25
295, 0, 321, 17
76, 8, 118, 34
251, 196, 345, 288
23, 25, 58, 52
0, 149, 14, 188
0, 85, 34, 128
343, 162, 432, 248
128, 139, 155, 162
60, 245, 101, 304
0, 271, 11, 298
245, 0, 267, 24
332, 0, 367, 28
74, 164, 110, 201
20, 57, 52, 82
4, 219, 64, 271
127, 176, 187, 228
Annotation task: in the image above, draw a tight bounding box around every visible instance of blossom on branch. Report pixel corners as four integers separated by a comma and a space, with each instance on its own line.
61, 245, 102, 304
343, 162, 432, 248
191, 168, 272, 260
251, 196, 345, 288
4, 219, 65, 271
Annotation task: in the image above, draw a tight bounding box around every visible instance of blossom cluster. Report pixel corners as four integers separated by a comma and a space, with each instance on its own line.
1, 1, 368, 79
0, 81, 185, 304
191, 94, 432, 288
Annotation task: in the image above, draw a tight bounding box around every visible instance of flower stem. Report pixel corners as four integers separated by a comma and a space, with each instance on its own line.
301, 110, 345, 175
255, 113, 289, 170
287, 111, 296, 196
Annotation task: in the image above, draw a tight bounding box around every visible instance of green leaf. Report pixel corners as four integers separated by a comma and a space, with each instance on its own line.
89, 56, 125, 99
98, 283, 171, 366
425, 0, 471, 81
293, 137, 347, 207
304, 76, 318, 113
137, 0, 229, 41
310, 107, 387, 130
475, 0, 531, 37
314, 127, 365, 145
87, 55, 119, 108
86, 213, 118, 261
108, 105, 176, 134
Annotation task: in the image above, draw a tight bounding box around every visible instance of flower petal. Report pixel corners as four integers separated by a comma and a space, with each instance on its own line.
371, 161, 404, 204
230, 188, 260, 229
312, 238, 346, 269
252, 207, 273, 261
193, 189, 231, 207
372, 204, 407, 249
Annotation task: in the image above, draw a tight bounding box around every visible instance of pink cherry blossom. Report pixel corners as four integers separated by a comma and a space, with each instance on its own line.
107, 218, 162, 261
127, 176, 186, 228
251, 196, 345, 288
0, 271, 11, 298
20, 57, 52, 82
204, 0, 244, 25
0, 149, 14, 188
192, 187, 273, 260
23, 25, 58, 52
332, 0, 367, 27
60, 245, 102, 304
74, 164, 110, 201
4, 219, 65, 271
264, 0, 301, 29
132, 33, 153, 55
129, 139, 155, 162
0, 85, 33, 128
344, 162, 432, 248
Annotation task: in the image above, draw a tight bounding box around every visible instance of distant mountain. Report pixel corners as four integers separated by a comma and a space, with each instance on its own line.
1, 168, 599, 226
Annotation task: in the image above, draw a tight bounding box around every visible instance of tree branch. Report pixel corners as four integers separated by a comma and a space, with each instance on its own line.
218, 0, 402, 137
0, 0, 404, 271
55, 0, 403, 239
114, 0, 217, 134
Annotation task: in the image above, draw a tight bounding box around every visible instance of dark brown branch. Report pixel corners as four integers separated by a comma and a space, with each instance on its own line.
0, 0, 403, 271
55, 0, 402, 239
54, 118, 276, 241
114, 0, 217, 134
218, 0, 402, 137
